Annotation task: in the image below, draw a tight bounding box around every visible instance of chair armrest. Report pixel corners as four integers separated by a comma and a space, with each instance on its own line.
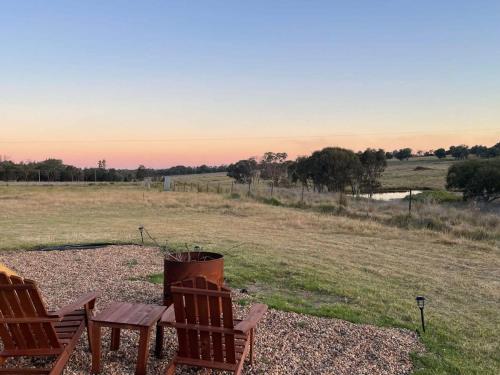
48, 291, 100, 318
0, 317, 62, 324
158, 305, 175, 326
234, 303, 267, 334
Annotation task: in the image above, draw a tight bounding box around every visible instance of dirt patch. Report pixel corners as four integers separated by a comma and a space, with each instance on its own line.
0, 245, 423, 374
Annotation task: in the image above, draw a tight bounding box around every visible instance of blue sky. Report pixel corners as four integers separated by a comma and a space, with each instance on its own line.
1, 1, 499, 167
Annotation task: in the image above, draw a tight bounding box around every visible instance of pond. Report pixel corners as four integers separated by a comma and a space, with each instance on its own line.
358, 190, 422, 201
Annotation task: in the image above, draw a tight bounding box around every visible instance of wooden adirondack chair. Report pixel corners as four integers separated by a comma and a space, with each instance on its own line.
162, 276, 267, 375
0, 271, 99, 374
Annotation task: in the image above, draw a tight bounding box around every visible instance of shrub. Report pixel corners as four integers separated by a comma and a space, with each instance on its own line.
261, 197, 283, 206
446, 158, 500, 202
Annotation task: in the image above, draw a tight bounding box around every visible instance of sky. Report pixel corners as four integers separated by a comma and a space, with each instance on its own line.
1, 1, 499, 168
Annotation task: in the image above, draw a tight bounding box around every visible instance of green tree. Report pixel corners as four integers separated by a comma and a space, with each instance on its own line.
136, 165, 147, 180
449, 145, 469, 160
358, 148, 387, 196
259, 152, 288, 185
395, 148, 412, 161
434, 148, 447, 159
308, 147, 361, 192
227, 159, 258, 184
288, 156, 312, 189
446, 159, 500, 202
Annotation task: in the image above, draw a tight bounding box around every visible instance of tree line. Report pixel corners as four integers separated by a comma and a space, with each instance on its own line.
386, 141, 500, 161
0, 158, 227, 182
228, 140, 500, 201
227, 148, 387, 196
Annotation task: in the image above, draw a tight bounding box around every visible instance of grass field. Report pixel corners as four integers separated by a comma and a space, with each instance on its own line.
0, 182, 499, 374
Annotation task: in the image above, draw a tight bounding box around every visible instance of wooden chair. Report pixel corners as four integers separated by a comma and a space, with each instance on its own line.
0, 271, 99, 374
162, 276, 267, 375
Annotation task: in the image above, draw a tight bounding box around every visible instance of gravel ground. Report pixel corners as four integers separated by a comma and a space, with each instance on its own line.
1, 245, 423, 374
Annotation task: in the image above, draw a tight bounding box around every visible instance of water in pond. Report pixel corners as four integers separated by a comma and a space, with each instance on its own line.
358, 191, 422, 201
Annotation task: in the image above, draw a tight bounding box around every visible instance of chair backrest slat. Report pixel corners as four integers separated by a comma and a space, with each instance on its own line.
10, 276, 50, 348
171, 276, 237, 366
0, 272, 61, 353
221, 290, 235, 363
181, 279, 200, 359
207, 281, 224, 362
194, 276, 211, 361
172, 288, 189, 357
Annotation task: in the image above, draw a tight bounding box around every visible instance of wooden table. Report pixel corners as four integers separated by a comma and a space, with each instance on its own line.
91, 302, 167, 375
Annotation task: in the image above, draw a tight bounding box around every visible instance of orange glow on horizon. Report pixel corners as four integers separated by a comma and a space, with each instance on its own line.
2, 131, 498, 168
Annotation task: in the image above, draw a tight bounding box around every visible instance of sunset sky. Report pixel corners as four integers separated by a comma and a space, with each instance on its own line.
1, 1, 499, 168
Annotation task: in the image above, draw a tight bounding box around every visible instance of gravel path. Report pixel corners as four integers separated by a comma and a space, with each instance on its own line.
1, 245, 422, 374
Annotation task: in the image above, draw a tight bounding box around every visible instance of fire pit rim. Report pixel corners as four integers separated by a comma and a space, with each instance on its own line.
164, 251, 223, 263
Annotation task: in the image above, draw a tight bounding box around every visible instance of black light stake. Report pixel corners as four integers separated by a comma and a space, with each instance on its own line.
138, 226, 144, 245
416, 296, 426, 332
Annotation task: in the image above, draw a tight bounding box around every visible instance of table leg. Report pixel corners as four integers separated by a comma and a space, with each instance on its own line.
110, 328, 121, 350
136, 327, 151, 375
155, 325, 164, 358
91, 323, 101, 374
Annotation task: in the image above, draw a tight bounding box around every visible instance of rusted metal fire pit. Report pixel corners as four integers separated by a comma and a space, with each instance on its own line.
163, 251, 224, 306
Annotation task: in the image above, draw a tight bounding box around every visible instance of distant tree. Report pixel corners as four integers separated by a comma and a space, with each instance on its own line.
385, 152, 394, 160
288, 156, 312, 190
434, 148, 447, 159
395, 148, 412, 161
136, 165, 147, 180
486, 142, 500, 158
38, 159, 65, 181
259, 152, 288, 185
357, 149, 387, 196
97, 159, 107, 169
0, 160, 17, 181
227, 158, 258, 184
308, 147, 361, 192
446, 159, 500, 202
449, 145, 469, 160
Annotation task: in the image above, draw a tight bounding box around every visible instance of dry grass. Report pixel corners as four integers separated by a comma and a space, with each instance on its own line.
0, 184, 499, 374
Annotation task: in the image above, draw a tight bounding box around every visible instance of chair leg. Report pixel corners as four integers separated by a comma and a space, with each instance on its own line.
110, 328, 121, 351
91, 324, 102, 374
155, 325, 164, 358
136, 327, 151, 375
85, 304, 94, 353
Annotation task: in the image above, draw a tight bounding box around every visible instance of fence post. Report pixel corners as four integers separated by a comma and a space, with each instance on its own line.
270, 182, 274, 197
301, 185, 304, 203
206, 182, 209, 192
408, 189, 412, 215
217, 183, 221, 194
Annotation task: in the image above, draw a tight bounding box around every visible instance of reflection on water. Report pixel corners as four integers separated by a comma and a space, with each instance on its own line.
358, 191, 422, 201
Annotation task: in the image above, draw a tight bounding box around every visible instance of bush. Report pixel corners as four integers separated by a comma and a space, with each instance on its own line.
446, 158, 500, 202
261, 197, 283, 206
